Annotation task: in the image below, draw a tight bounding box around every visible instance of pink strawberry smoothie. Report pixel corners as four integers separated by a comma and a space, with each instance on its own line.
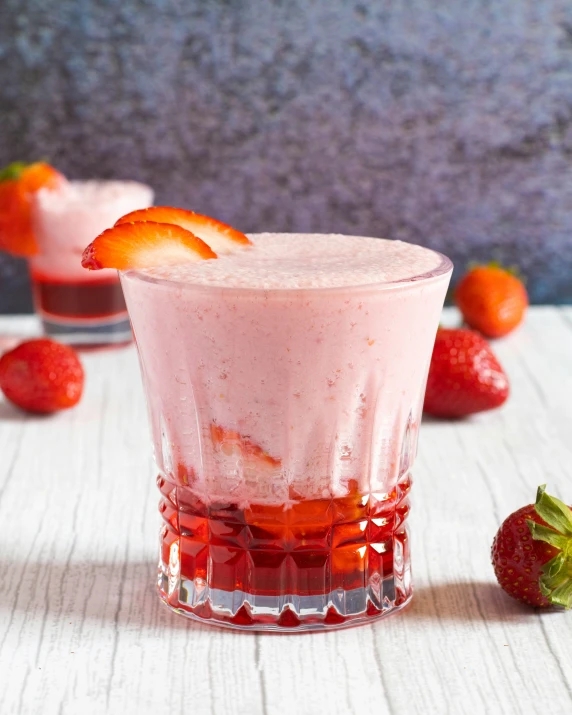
120, 234, 452, 508
29, 180, 154, 283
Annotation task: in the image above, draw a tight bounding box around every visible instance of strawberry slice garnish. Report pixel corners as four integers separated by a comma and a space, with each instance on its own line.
0, 161, 65, 256
115, 207, 251, 254
81, 221, 217, 271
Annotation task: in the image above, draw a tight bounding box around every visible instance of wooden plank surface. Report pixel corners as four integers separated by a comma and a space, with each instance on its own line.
0, 308, 571, 715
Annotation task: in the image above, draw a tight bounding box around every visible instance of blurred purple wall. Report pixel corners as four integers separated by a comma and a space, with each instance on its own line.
1, 0, 572, 310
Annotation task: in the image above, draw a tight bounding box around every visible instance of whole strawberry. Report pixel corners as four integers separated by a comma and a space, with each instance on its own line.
424, 328, 509, 418
492, 486, 572, 609
0, 339, 84, 414
455, 264, 528, 338
0, 161, 65, 256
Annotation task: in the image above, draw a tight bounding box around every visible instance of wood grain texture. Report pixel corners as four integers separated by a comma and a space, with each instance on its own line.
0, 309, 571, 715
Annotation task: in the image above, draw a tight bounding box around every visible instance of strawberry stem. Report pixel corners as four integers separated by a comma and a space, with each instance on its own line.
466, 259, 526, 283
0, 161, 27, 182
534, 485, 572, 536
527, 485, 572, 609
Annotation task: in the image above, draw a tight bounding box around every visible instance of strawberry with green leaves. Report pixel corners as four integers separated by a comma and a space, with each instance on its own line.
0, 161, 65, 256
492, 486, 572, 609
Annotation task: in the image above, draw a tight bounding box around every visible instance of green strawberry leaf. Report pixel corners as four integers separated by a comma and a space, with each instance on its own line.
539, 553, 572, 608
547, 579, 572, 609
534, 485, 572, 536
0, 162, 27, 182
527, 486, 572, 609
527, 521, 570, 551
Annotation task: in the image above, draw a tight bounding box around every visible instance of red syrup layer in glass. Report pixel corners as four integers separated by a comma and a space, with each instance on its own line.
31, 274, 127, 320
158, 473, 411, 602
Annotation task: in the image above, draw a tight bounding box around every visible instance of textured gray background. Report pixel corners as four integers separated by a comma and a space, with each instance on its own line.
1, 0, 572, 311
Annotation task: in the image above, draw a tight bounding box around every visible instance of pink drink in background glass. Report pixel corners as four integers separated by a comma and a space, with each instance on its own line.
120, 233, 452, 631
30, 180, 153, 345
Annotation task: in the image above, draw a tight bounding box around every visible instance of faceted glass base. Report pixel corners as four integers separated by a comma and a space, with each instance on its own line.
156, 470, 413, 631
157, 571, 413, 632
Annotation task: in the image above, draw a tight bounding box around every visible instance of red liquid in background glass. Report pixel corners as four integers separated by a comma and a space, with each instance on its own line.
158, 471, 411, 626
31, 274, 127, 320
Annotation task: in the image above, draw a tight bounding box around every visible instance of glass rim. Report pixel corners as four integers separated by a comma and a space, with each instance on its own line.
33, 179, 154, 211
120, 237, 453, 295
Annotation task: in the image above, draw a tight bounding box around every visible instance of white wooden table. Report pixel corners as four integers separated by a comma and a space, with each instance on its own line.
1, 308, 571, 715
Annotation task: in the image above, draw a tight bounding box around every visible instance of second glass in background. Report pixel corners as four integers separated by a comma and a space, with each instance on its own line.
30, 180, 154, 345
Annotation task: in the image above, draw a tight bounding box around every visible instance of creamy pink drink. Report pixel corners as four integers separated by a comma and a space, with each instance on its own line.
30, 180, 153, 344
121, 233, 452, 631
